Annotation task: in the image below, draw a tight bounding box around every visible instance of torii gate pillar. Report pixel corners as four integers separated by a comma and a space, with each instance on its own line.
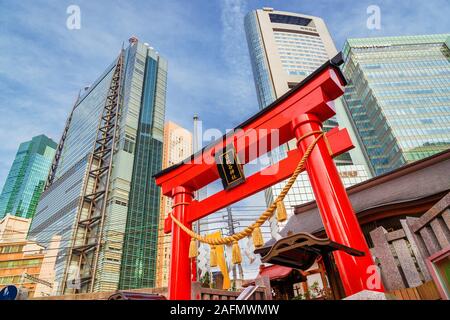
169, 186, 194, 300
292, 114, 380, 294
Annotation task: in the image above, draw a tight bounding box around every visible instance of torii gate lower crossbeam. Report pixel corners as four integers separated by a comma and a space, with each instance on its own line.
155, 54, 385, 300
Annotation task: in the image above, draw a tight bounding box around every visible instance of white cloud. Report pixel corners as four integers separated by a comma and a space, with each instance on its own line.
219, 0, 258, 120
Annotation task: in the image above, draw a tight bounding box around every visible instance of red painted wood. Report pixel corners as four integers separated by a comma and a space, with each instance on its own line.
156, 64, 379, 300
292, 113, 384, 296
168, 186, 193, 300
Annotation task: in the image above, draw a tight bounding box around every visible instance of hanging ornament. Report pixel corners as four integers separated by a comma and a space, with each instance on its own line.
276, 200, 287, 222
252, 226, 264, 248
210, 245, 218, 267
225, 243, 233, 270
197, 244, 208, 279
231, 241, 242, 265
189, 238, 198, 258
244, 236, 256, 264
269, 215, 280, 240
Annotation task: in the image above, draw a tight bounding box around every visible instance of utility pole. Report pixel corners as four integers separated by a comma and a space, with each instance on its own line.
193, 114, 202, 235
225, 207, 244, 287
193, 114, 209, 282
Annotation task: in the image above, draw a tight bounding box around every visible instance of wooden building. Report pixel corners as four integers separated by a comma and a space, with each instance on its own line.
255, 149, 450, 300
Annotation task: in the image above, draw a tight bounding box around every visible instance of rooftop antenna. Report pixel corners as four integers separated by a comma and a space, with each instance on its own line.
193, 113, 208, 282
193, 114, 201, 153
129, 36, 139, 45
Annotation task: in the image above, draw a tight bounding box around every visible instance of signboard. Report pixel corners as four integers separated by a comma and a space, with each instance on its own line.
215, 144, 245, 190
0, 285, 18, 300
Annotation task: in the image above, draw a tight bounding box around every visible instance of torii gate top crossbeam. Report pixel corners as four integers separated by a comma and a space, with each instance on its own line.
155, 54, 346, 196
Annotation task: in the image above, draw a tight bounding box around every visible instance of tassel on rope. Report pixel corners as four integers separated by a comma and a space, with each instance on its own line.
252, 226, 264, 248
232, 241, 242, 265
210, 245, 218, 267
276, 200, 287, 222
189, 238, 198, 259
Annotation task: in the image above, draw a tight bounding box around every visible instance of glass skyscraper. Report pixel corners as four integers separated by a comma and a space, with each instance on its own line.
0, 135, 56, 219
28, 38, 167, 294
244, 8, 371, 235
342, 34, 450, 175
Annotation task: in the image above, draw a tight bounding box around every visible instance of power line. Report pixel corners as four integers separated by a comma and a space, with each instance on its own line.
1, 209, 274, 241
1, 206, 268, 236
1, 226, 274, 256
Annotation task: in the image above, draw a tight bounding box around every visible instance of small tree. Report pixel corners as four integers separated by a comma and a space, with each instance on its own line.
200, 272, 210, 288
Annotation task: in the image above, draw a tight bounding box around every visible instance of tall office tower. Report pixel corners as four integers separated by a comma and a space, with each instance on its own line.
342, 34, 450, 176
28, 37, 167, 294
0, 135, 56, 220
244, 8, 370, 225
155, 121, 192, 288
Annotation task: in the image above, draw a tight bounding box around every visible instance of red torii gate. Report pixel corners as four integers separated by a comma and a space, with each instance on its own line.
155, 55, 384, 300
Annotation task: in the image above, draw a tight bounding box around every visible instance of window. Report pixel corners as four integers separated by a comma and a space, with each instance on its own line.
123, 138, 135, 154
0, 245, 24, 254
136, 58, 145, 67
269, 13, 311, 26
0, 258, 41, 268
115, 200, 128, 207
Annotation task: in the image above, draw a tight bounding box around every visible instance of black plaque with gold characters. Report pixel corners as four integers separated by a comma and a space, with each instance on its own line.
215, 144, 246, 190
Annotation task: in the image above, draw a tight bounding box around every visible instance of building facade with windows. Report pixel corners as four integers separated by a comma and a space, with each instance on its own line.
342, 34, 450, 175
0, 240, 45, 298
244, 8, 371, 232
28, 37, 167, 294
0, 135, 56, 220
0, 214, 30, 242
0, 214, 59, 298
155, 121, 192, 288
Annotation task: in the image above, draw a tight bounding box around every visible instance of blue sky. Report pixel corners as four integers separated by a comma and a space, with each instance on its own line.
1, 0, 450, 186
